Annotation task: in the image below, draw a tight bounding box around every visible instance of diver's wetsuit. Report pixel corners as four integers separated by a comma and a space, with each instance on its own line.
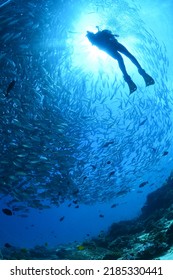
86, 30, 155, 94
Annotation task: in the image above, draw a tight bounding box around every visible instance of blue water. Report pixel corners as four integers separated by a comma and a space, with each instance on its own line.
0, 0, 173, 250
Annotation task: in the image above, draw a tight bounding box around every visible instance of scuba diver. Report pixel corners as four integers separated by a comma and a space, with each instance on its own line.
86, 28, 155, 94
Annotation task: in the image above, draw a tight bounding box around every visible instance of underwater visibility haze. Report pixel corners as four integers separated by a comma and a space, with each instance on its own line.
0, 0, 173, 259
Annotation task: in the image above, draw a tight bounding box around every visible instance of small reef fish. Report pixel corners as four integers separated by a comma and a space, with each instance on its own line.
99, 214, 104, 218
73, 200, 78, 204
139, 119, 147, 126
77, 245, 85, 251
139, 181, 149, 188
109, 171, 116, 177
2, 208, 13, 216
111, 203, 118, 208
102, 141, 114, 148
6, 80, 15, 97
162, 151, 168, 156
59, 216, 65, 222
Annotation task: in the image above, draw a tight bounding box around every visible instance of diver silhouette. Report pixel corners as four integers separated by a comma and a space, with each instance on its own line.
86, 29, 155, 94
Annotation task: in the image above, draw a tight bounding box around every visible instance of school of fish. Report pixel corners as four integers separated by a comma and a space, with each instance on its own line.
0, 0, 173, 215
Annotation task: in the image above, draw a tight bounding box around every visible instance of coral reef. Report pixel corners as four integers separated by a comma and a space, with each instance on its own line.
1, 172, 173, 260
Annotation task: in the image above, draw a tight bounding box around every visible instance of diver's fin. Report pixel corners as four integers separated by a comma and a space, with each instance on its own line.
124, 75, 137, 94
138, 69, 155, 87
128, 81, 137, 94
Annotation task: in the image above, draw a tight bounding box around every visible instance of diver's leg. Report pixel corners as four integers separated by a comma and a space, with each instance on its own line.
117, 43, 155, 86
117, 43, 143, 69
111, 51, 137, 94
